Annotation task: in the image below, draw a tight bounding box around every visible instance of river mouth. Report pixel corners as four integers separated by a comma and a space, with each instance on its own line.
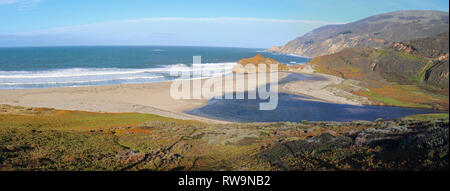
185, 73, 443, 123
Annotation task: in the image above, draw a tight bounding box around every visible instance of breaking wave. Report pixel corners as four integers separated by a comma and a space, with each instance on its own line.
0, 62, 236, 89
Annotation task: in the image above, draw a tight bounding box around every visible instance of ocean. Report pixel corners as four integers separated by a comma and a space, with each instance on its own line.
0, 46, 310, 89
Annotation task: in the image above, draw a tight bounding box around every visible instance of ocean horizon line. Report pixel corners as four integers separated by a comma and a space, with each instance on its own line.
0, 44, 269, 50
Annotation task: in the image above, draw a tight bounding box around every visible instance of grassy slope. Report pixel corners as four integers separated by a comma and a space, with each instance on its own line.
310, 48, 449, 110
404, 113, 450, 120
1, 105, 448, 171
0, 105, 270, 171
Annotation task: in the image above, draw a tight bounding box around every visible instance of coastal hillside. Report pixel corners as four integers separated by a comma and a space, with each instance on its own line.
309, 31, 449, 110
1, 104, 448, 171
268, 10, 449, 57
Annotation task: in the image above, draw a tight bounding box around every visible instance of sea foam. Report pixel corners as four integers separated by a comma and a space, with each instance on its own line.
0, 62, 236, 89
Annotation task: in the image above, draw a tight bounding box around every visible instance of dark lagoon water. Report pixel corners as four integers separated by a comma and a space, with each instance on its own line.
0, 46, 310, 89
186, 73, 443, 122
186, 93, 442, 122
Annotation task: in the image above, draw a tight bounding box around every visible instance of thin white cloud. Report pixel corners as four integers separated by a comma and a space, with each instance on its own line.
124, 17, 342, 25
0, 0, 43, 10
0, 0, 19, 4
2, 3, 346, 47
18, 0, 43, 10
18, 17, 342, 35
8, 16, 342, 48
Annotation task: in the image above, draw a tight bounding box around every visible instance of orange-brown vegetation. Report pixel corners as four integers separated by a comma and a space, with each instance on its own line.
233, 54, 288, 73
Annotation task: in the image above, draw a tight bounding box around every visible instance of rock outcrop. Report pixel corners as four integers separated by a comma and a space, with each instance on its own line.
268, 10, 449, 57
260, 118, 449, 171
232, 54, 287, 74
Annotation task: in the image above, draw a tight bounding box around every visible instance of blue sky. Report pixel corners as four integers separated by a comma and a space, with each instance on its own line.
0, 0, 448, 48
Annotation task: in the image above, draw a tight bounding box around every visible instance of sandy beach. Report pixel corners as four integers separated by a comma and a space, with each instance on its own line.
281, 73, 370, 105
0, 72, 287, 123
0, 69, 366, 123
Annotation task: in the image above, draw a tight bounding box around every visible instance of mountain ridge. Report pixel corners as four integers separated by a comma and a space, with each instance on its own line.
268, 10, 449, 57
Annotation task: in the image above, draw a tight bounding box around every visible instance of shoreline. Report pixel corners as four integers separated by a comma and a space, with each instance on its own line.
280, 64, 371, 105
0, 72, 289, 123
12, 62, 437, 122
280, 72, 369, 105
1, 68, 445, 123
0, 80, 223, 123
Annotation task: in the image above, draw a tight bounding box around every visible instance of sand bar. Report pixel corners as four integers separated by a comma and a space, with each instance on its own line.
0, 70, 365, 123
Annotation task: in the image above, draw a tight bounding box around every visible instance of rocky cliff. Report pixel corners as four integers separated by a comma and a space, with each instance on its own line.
268, 10, 449, 57
232, 54, 287, 74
